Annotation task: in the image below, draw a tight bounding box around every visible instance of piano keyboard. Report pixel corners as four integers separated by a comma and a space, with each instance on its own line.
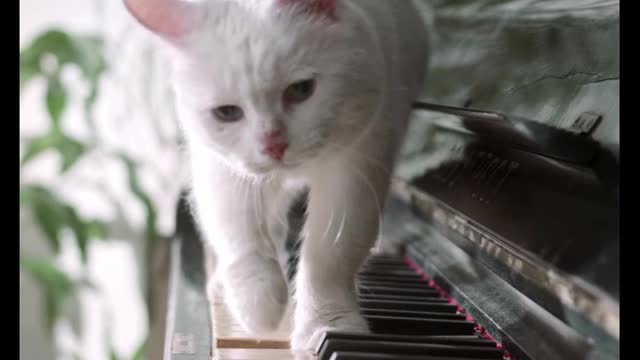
210, 254, 509, 360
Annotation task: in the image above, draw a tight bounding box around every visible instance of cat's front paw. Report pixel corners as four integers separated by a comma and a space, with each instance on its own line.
290, 308, 369, 354
222, 254, 289, 334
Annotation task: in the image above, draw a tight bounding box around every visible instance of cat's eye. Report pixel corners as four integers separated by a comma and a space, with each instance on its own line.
212, 105, 244, 123
283, 79, 316, 105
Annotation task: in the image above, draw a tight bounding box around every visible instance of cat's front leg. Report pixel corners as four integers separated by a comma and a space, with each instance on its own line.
291, 155, 392, 352
192, 166, 289, 334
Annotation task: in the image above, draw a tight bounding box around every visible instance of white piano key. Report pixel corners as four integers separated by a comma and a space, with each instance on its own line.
214, 348, 295, 360
210, 289, 294, 350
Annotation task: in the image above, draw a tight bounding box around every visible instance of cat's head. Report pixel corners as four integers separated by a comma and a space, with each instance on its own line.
125, 0, 375, 176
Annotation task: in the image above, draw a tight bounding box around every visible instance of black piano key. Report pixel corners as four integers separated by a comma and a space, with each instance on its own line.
358, 276, 427, 285
359, 299, 459, 313
365, 315, 476, 336
366, 256, 406, 263
314, 256, 508, 360
361, 308, 466, 321
329, 352, 491, 360
359, 294, 449, 303
357, 285, 440, 297
360, 270, 422, 277
362, 265, 408, 270
361, 267, 417, 274
357, 278, 428, 285
367, 255, 405, 260
365, 258, 408, 264
358, 280, 434, 290
358, 278, 428, 285
315, 331, 496, 354
364, 264, 409, 269
367, 254, 402, 258
318, 340, 505, 360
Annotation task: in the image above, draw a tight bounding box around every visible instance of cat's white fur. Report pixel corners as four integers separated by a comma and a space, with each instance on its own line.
125, 0, 428, 353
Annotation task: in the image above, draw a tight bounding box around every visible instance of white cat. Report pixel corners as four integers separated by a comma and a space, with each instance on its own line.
124, 0, 428, 353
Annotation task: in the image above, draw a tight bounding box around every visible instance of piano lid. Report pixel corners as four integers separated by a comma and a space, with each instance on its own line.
392, 103, 619, 344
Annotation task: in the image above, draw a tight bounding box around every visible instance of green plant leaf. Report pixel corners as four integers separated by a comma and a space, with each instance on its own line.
20, 30, 74, 92
20, 256, 75, 331
131, 338, 147, 360
68, 35, 107, 136
20, 185, 106, 261
77, 278, 99, 292
46, 75, 67, 127
118, 154, 158, 242
20, 30, 108, 136
21, 186, 67, 252
71, 35, 108, 82
110, 350, 121, 360
20, 256, 74, 292
64, 205, 90, 263
31, 202, 66, 253
20, 255, 97, 332
21, 31, 75, 68
20, 30, 107, 89
20, 60, 40, 90
20, 133, 60, 167
86, 220, 109, 239
20, 131, 87, 172
58, 135, 86, 173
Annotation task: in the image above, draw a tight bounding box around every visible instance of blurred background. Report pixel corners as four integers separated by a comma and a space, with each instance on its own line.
20, 0, 618, 359
20, 1, 186, 359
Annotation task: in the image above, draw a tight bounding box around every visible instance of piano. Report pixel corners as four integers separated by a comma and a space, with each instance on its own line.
157, 2, 619, 359
160, 98, 618, 360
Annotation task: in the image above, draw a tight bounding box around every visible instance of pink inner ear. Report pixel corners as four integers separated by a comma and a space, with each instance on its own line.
124, 0, 202, 38
277, 0, 338, 19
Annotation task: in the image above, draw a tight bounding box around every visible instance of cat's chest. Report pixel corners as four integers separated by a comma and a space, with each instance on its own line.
282, 176, 309, 193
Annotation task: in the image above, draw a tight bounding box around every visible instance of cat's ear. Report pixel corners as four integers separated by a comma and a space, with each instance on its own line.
123, 0, 206, 39
276, 0, 338, 19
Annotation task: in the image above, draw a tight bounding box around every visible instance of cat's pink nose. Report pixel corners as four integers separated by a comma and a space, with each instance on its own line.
261, 129, 288, 161
263, 142, 288, 161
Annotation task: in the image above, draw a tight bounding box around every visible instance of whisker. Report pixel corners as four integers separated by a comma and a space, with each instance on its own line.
351, 165, 384, 249
320, 206, 336, 245
324, 141, 392, 177
333, 208, 347, 247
